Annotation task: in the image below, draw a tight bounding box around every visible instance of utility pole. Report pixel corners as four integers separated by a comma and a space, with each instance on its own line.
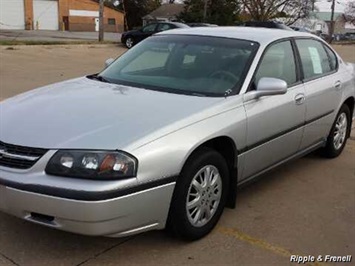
203, 0, 208, 22
99, 0, 104, 42
328, 0, 335, 43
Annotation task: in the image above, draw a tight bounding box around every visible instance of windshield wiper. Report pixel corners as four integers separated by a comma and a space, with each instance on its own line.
89, 74, 111, 83
191, 92, 207, 97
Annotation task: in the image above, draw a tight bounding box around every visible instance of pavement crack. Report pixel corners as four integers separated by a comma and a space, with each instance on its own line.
0, 252, 20, 266
76, 237, 135, 266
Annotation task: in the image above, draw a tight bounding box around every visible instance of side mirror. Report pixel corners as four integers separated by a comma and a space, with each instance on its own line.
244, 77, 287, 101
105, 58, 115, 68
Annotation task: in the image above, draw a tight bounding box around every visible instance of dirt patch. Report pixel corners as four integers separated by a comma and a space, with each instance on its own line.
332, 45, 355, 63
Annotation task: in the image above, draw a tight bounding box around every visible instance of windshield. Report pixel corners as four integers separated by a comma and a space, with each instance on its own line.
100, 35, 259, 96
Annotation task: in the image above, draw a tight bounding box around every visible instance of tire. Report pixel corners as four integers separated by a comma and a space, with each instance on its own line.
125, 37, 134, 49
166, 147, 229, 241
321, 104, 351, 158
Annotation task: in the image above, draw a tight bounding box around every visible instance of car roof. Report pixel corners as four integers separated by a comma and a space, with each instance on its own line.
244, 21, 293, 30
157, 26, 316, 44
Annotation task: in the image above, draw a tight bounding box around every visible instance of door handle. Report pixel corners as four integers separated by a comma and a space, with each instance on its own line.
294, 93, 305, 105
334, 80, 342, 90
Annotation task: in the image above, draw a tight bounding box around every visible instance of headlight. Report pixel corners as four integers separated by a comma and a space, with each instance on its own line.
45, 150, 137, 180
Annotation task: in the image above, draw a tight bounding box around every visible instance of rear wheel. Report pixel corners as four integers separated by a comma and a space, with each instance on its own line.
321, 104, 351, 158
166, 147, 229, 240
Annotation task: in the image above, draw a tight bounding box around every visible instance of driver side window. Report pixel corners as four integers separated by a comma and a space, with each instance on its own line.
142, 24, 157, 33
254, 41, 297, 88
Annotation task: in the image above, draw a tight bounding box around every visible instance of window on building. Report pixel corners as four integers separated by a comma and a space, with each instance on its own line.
108, 18, 116, 25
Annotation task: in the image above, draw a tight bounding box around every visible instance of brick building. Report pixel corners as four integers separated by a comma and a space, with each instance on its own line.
0, 0, 124, 32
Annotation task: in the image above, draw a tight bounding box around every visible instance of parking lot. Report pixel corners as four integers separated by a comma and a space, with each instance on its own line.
0, 44, 354, 266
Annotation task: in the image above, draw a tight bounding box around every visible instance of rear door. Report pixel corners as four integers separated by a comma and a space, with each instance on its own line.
294, 39, 343, 149
241, 40, 306, 180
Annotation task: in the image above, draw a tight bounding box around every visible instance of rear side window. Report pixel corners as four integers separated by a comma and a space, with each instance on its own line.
323, 44, 338, 71
157, 24, 174, 31
295, 39, 333, 80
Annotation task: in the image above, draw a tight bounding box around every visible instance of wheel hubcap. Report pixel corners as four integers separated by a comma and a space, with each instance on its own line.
126, 38, 133, 48
333, 113, 347, 150
186, 165, 222, 227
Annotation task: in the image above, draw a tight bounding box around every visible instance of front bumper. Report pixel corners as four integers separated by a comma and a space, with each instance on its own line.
0, 182, 175, 237
121, 35, 126, 44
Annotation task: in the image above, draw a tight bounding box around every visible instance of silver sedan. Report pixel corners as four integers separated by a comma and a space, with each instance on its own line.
0, 27, 354, 240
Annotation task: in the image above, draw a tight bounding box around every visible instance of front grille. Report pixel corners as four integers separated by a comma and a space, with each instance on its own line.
0, 141, 48, 169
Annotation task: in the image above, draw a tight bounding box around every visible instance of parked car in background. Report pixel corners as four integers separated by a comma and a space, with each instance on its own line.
243, 21, 293, 31
290, 26, 312, 33
0, 27, 354, 241
187, 23, 218, 27
333, 33, 347, 41
121, 22, 189, 48
344, 32, 355, 40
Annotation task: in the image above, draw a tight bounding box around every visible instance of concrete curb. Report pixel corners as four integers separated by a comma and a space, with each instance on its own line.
0, 43, 121, 50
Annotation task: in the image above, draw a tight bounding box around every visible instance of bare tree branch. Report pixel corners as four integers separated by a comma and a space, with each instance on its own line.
344, 1, 355, 25
240, 0, 314, 24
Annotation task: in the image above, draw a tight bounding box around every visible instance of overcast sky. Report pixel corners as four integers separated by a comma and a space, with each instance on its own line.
315, 0, 347, 13
168, 0, 347, 14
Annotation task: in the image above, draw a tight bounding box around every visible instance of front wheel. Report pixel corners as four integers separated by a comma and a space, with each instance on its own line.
166, 147, 229, 240
125, 37, 134, 49
321, 104, 351, 158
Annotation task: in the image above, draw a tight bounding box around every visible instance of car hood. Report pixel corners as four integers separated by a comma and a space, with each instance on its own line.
0, 77, 222, 150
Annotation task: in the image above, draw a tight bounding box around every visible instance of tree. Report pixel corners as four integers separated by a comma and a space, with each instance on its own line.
345, 1, 355, 25
93, 0, 163, 30
179, 0, 240, 25
240, 0, 315, 25
112, 0, 161, 29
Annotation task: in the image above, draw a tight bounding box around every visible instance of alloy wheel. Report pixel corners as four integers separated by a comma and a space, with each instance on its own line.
333, 112, 348, 150
186, 165, 222, 227
126, 38, 133, 48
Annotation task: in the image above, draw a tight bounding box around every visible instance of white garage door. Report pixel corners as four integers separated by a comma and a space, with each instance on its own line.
0, 0, 25, 30
33, 0, 59, 30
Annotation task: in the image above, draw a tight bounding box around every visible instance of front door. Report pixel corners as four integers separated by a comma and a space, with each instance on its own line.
241, 40, 306, 180
63, 16, 69, 31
